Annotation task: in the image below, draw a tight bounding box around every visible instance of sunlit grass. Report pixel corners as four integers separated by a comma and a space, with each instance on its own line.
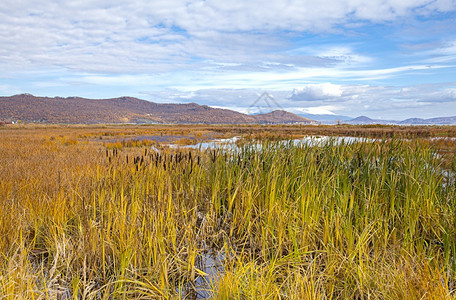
0, 126, 455, 298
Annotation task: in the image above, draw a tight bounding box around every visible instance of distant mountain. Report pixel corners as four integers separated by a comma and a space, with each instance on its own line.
252, 110, 314, 124
297, 113, 352, 124
344, 115, 456, 125
4, 94, 454, 125
400, 118, 424, 125
0, 94, 315, 124
344, 116, 398, 125
400, 116, 456, 125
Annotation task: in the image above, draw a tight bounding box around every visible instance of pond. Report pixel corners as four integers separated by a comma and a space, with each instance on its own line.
168, 135, 375, 150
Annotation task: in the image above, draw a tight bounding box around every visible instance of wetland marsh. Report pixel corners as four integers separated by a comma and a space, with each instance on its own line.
1, 124, 455, 299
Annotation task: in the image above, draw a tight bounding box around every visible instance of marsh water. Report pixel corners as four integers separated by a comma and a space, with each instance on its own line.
170, 135, 375, 150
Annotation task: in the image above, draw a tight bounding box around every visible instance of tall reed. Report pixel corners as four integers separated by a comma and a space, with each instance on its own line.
0, 130, 455, 299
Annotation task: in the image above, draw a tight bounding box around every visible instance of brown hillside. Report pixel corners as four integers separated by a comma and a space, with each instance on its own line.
0, 94, 258, 124
0, 94, 315, 124
253, 110, 313, 124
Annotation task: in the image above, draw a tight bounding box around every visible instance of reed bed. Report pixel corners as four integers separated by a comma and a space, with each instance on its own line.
0, 129, 455, 299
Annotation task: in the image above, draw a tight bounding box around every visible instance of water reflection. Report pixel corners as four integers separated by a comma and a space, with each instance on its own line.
170, 135, 374, 150
179, 251, 225, 299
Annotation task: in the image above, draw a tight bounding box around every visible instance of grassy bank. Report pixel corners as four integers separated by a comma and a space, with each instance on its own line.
0, 127, 455, 299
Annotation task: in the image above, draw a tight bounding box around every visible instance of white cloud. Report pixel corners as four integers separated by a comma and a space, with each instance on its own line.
298, 105, 339, 115
444, 88, 456, 98
420, 40, 456, 63
0, 0, 454, 74
291, 83, 343, 100
305, 46, 373, 65
0, 0, 455, 120
0, 84, 21, 95
135, 81, 456, 119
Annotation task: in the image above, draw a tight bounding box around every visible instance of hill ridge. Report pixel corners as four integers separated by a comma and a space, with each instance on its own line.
344, 115, 456, 125
0, 94, 314, 125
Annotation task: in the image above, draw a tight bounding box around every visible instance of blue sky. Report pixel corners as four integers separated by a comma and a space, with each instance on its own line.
1, 0, 455, 119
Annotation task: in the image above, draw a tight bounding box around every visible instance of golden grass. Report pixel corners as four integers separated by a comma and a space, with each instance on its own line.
0, 125, 455, 299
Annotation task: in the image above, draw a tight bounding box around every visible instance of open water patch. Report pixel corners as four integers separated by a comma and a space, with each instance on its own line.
179, 251, 226, 299
169, 135, 374, 151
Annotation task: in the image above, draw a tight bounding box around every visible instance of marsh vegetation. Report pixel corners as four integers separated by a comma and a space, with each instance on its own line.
1, 125, 455, 299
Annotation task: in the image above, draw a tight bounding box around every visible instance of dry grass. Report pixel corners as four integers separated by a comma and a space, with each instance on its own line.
0, 125, 455, 299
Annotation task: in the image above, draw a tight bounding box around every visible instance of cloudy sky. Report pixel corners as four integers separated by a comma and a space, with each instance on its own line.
1, 0, 455, 119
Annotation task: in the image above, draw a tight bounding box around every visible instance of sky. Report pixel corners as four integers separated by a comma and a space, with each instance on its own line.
1, 0, 456, 119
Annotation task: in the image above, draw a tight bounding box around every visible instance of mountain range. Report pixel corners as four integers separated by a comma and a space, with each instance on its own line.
342, 115, 456, 125
2, 94, 455, 125
0, 94, 313, 125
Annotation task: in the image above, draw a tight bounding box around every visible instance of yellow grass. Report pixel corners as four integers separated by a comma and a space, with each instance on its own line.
0, 125, 455, 299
